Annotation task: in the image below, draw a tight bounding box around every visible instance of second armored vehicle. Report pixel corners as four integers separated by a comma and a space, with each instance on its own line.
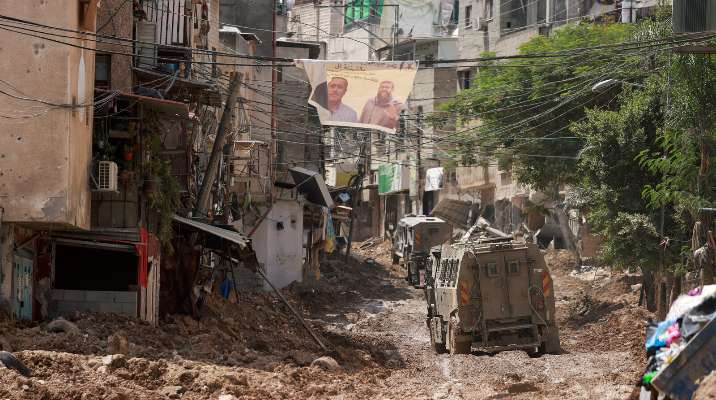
392, 216, 452, 287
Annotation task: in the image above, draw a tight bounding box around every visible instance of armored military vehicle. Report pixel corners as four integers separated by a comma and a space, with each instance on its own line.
424, 220, 560, 355
392, 216, 452, 287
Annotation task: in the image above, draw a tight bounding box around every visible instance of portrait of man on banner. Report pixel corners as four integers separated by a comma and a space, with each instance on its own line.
359, 80, 405, 130
297, 60, 418, 134
310, 77, 358, 123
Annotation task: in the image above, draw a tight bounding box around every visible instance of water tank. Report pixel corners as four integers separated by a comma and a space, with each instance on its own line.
673, 0, 716, 33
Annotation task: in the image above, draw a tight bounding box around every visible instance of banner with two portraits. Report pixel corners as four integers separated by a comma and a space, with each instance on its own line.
297, 60, 419, 134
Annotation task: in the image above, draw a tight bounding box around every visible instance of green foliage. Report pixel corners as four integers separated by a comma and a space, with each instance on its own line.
147, 158, 181, 248
595, 212, 661, 271
144, 113, 181, 249
639, 52, 716, 218
442, 22, 635, 189
441, 10, 716, 276
573, 78, 664, 214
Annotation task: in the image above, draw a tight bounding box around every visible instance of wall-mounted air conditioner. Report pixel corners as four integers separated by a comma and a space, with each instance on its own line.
97, 161, 118, 192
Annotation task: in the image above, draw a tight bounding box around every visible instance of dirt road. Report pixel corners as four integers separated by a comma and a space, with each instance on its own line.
316, 245, 650, 399
0, 244, 650, 399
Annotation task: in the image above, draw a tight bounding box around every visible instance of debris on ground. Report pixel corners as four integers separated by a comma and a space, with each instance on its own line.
694, 371, 716, 400
0, 351, 31, 377
45, 317, 80, 335
641, 285, 716, 399
0, 246, 655, 399
310, 356, 341, 372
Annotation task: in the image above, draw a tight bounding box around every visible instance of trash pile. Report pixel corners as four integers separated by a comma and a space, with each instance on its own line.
641, 285, 716, 398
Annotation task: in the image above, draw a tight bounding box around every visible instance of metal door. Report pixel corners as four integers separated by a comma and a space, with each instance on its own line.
503, 251, 531, 318
478, 250, 531, 319
12, 251, 33, 320
478, 251, 508, 320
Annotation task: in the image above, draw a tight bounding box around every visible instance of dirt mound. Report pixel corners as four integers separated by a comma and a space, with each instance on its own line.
0, 289, 326, 368
550, 251, 652, 359
545, 249, 578, 272
695, 371, 716, 400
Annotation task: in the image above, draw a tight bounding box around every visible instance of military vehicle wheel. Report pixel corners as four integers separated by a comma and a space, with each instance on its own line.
447, 324, 471, 355
431, 332, 447, 353
543, 326, 561, 354
427, 319, 447, 354
527, 346, 543, 358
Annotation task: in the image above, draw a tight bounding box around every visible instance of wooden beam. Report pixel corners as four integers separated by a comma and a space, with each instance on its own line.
673, 45, 716, 54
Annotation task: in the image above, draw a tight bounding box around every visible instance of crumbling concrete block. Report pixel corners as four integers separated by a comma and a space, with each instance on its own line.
310, 356, 341, 372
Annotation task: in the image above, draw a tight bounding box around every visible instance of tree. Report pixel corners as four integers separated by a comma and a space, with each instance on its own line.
571, 76, 672, 310
442, 22, 636, 190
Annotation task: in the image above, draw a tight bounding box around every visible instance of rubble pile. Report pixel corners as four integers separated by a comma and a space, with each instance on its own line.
641, 285, 716, 398
547, 250, 652, 358
0, 256, 401, 399
695, 371, 716, 400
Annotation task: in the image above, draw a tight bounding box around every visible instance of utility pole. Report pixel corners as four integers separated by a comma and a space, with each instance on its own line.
315, 1, 320, 42
195, 73, 242, 217
345, 139, 367, 262
416, 107, 423, 215
392, 4, 399, 61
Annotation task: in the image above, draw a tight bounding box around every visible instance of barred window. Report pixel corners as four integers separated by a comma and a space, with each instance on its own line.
345, 0, 384, 25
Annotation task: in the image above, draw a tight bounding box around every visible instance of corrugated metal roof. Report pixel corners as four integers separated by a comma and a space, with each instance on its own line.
398, 216, 446, 227
431, 199, 478, 229
172, 215, 249, 248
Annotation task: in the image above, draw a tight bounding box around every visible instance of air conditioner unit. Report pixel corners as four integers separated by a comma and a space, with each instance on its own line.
97, 161, 118, 192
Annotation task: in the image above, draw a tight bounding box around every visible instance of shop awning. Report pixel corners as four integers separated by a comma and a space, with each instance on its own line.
116, 91, 191, 120
172, 215, 249, 248
289, 167, 334, 208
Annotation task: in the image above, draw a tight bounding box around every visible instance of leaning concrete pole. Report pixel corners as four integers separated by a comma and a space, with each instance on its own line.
195, 73, 242, 217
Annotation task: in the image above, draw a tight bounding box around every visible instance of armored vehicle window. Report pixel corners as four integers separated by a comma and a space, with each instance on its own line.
486, 262, 499, 277
508, 260, 520, 274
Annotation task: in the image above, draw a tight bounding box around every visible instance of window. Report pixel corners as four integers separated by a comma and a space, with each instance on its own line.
79, 0, 99, 31
485, 0, 493, 19
486, 262, 498, 277
345, 0, 384, 25
465, 5, 472, 28
508, 261, 520, 274
458, 70, 472, 90
95, 54, 111, 90
450, 0, 460, 25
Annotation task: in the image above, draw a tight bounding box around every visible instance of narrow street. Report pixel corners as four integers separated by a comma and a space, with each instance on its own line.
0, 242, 650, 400
312, 243, 650, 399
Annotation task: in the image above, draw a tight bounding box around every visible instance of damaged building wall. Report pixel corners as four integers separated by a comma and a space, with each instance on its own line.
0, 0, 97, 229
96, 0, 133, 90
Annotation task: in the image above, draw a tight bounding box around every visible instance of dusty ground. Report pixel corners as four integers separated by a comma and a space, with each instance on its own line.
0, 243, 654, 399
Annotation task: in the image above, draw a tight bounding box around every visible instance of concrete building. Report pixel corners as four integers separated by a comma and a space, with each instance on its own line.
220, 0, 331, 290
0, 1, 98, 229
0, 0, 99, 318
